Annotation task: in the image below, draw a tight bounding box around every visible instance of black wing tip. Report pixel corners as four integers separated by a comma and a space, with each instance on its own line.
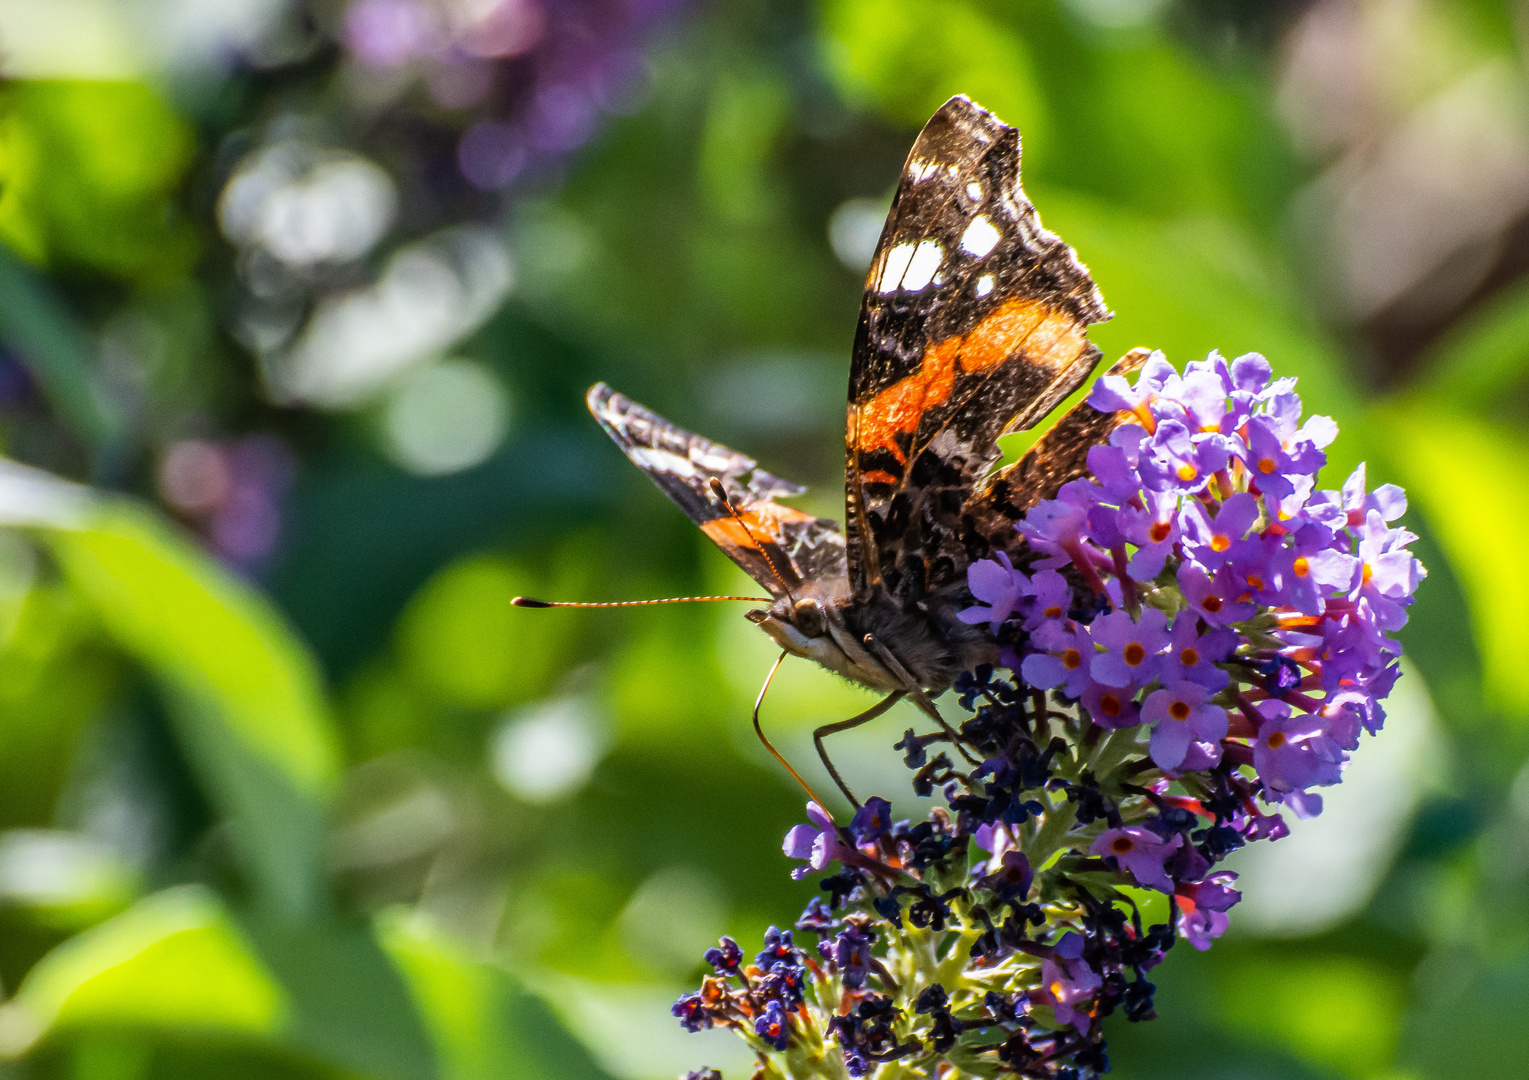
932, 94, 1005, 128
907, 95, 1015, 176
586, 381, 615, 413
927, 94, 1013, 138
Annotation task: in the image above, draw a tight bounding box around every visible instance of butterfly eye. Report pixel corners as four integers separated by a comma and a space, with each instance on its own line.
793, 598, 826, 637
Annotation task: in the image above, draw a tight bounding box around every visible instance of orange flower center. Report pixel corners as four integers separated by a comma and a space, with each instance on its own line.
1123, 643, 1146, 666
1099, 693, 1124, 717
1267, 731, 1287, 749
1062, 648, 1082, 670
1044, 605, 1063, 618
1202, 595, 1223, 613
1111, 836, 1135, 854
1169, 700, 1192, 721
1362, 563, 1373, 584
1150, 522, 1172, 543
1246, 574, 1264, 590
1177, 463, 1198, 481
1180, 647, 1200, 666
1210, 534, 1231, 552
1258, 458, 1276, 474
1293, 556, 1310, 578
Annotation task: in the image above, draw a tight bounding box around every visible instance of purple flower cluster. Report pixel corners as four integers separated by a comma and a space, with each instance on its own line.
966, 351, 1422, 813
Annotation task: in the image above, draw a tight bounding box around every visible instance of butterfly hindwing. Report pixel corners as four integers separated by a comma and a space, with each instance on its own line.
844, 96, 1112, 601
587, 383, 847, 598
975, 349, 1152, 541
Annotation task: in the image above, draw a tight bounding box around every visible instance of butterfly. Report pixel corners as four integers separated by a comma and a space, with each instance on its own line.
524, 96, 1145, 807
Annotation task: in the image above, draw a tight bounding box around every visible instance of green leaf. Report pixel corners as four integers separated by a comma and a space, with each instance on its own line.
1402, 947, 1529, 1078
0, 81, 198, 285
0, 886, 287, 1056
1215, 953, 1404, 1077
0, 245, 120, 446
240, 914, 437, 1080
0, 460, 341, 917
1374, 399, 1529, 723
378, 910, 615, 1080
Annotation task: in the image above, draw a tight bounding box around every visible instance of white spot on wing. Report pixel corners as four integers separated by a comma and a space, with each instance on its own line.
876, 242, 916, 293
695, 447, 738, 473
960, 215, 1002, 257
907, 158, 939, 183
976, 274, 995, 297
629, 446, 697, 478
966, 182, 982, 201
901, 240, 944, 291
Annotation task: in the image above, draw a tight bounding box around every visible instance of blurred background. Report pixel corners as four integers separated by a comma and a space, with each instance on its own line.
0, 0, 1521, 1077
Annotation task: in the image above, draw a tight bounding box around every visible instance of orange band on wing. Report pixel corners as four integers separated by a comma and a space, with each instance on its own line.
701, 517, 768, 552
699, 501, 816, 551
956, 297, 1047, 372
852, 297, 1087, 464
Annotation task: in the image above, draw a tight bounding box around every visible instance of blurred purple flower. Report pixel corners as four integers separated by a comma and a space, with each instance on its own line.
345, 0, 437, 66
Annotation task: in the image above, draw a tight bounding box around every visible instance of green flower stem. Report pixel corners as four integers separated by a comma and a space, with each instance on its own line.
1088, 724, 1146, 779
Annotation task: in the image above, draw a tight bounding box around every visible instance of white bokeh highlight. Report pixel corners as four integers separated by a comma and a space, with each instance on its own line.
491, 694, 604, 804
382, 359, 510, 475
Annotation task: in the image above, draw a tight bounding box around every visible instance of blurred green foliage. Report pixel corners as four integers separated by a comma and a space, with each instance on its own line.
0, 1, 1522, 1079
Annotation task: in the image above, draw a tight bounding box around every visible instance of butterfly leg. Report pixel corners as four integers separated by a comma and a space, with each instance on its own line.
814, 691, 905, 809
909, 692, 982, 767
861, 632, 982, 767
754, 651, 829, 810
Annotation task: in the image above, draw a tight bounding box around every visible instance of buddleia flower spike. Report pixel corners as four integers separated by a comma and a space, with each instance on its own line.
673, 350, 1425, 1079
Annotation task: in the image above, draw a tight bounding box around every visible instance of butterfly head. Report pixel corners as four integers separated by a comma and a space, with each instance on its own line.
746, 589, 904, 693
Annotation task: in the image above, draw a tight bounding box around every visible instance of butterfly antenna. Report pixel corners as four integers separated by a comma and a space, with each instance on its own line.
755, 650, 827, 809
707, 477, 797, 603
512, 595, 770, 608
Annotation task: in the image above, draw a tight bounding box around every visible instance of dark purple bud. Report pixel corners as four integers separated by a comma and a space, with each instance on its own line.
827, 923, 875, 989
753, 999, 791, 1050
671, 992, 712, 1032
702, 936, 742, 976
893, 728, 928, 768
1259, 654, 1303, 698
795, 896, 839, 934
849, 797, 893, 844
754, 926, 795, 969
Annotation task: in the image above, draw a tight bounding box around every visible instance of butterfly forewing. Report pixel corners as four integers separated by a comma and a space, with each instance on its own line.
587, 383, 847, 598
844, 96, 1113, 602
